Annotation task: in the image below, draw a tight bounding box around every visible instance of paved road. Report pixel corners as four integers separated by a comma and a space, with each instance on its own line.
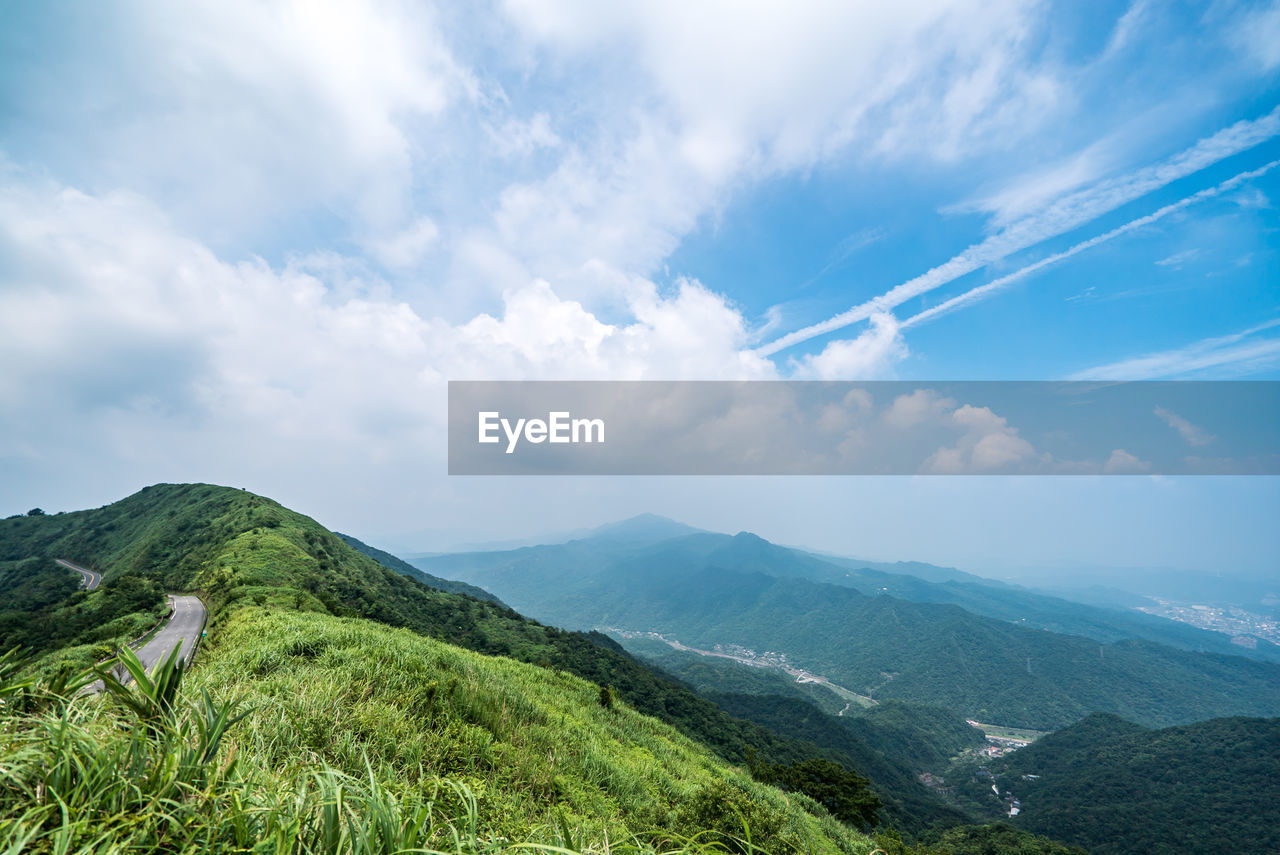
55, 558, 101, 590
136, 595, 207, 670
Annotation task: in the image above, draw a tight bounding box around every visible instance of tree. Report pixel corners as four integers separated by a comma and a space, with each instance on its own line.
26, 508, 45, 517
749, 756, 881, 828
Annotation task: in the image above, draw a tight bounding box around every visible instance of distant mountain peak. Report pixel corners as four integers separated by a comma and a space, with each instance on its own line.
582, 513, 704, 544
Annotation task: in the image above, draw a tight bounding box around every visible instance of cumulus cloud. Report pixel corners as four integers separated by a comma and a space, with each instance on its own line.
883, 389, 957, 430
1103, 448, 1152, 474
791, 313, 907, 380
0, 0, 1086, 321
923, 404, 1038, 474
0, 0, 474, 248
0, 174, 782, 496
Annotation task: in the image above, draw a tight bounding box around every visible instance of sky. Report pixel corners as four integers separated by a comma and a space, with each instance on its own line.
1, 0, 1278, 580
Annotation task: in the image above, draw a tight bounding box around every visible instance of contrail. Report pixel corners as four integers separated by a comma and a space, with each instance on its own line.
1068, 318, 1280, 381
756, 106, 1280, 356
900, 159, 1280, 330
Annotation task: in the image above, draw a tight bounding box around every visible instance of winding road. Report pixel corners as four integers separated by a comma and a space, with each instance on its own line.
56, 558, 101, 590
138, 595, 207, 669
60, 557, 209, 683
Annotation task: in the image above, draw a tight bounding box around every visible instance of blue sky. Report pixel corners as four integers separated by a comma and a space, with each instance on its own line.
1, 1, 1278, 579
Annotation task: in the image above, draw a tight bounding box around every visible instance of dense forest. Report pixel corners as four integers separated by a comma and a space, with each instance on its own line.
988, 713, 1280, 855
0, 524, 168, 662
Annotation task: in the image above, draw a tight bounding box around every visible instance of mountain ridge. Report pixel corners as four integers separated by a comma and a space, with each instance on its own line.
417, 528, 1280, 729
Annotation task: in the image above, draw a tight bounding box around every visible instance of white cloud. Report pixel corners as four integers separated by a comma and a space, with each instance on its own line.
1103, 449, 1151, 474
882, 389, 956, 430
1233, 186, 1272, 210
53, 0, 473, 241
790, 313, 907, 380
468, 0, 1071, 305
367, 217, 440, 270
1232, 1, 1280, 72
899, 159, 1280, 331
488, 112, 562, 158
0, 175, 779, 494
923, 404, 1038, 473
1153, 406, 1215, 447
1070, 319, 1280, 380
504, 0, 1054, 169
1155, 249, 1200, 268
759, 107, 1280, 355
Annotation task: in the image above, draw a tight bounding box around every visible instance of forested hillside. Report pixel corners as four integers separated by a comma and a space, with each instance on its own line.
336, 531, 505, 604
990, 713, 1280, 855
421, 531, 1280, 729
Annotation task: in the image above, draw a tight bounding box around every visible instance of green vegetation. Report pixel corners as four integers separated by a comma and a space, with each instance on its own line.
0, 485, 858, 778
873, 824, 1087, 855
984, 713, 1280, 855
0, 484, 1121, 853
0, 641, 867, 854
0, 484, 889, 852
809, 556, 1280, 664
424, 531, 1280, 729
843, 703, 986, 774
747, 758, 880, 828
198, 607, 868, 848
625, 642, 985, 779
709, 693, 973, 833
337, 532, 506, 605
0, 550, 167, 671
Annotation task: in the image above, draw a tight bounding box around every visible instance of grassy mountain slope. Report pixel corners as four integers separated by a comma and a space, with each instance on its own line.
336, 532, 505, 604
0, 484, 886, 851
990, 713, 1280, 855
422, 533, 1280, 729
193, 606, 866, 847
0, 611, 869, 853
0, 486, 835, 772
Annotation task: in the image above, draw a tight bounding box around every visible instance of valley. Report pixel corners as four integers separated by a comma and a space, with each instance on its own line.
606, 627, 879, 710
419, 525, 1280, 731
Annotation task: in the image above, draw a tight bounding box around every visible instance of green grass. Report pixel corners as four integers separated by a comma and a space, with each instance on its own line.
194, 607, 871, 850
0, 485, 881, 853
0, 485, 893, 781
0, 613, 874, 854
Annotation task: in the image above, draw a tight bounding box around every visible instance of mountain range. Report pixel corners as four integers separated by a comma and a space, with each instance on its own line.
4, 487, 1276, 853
416, 519, 1280, 730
